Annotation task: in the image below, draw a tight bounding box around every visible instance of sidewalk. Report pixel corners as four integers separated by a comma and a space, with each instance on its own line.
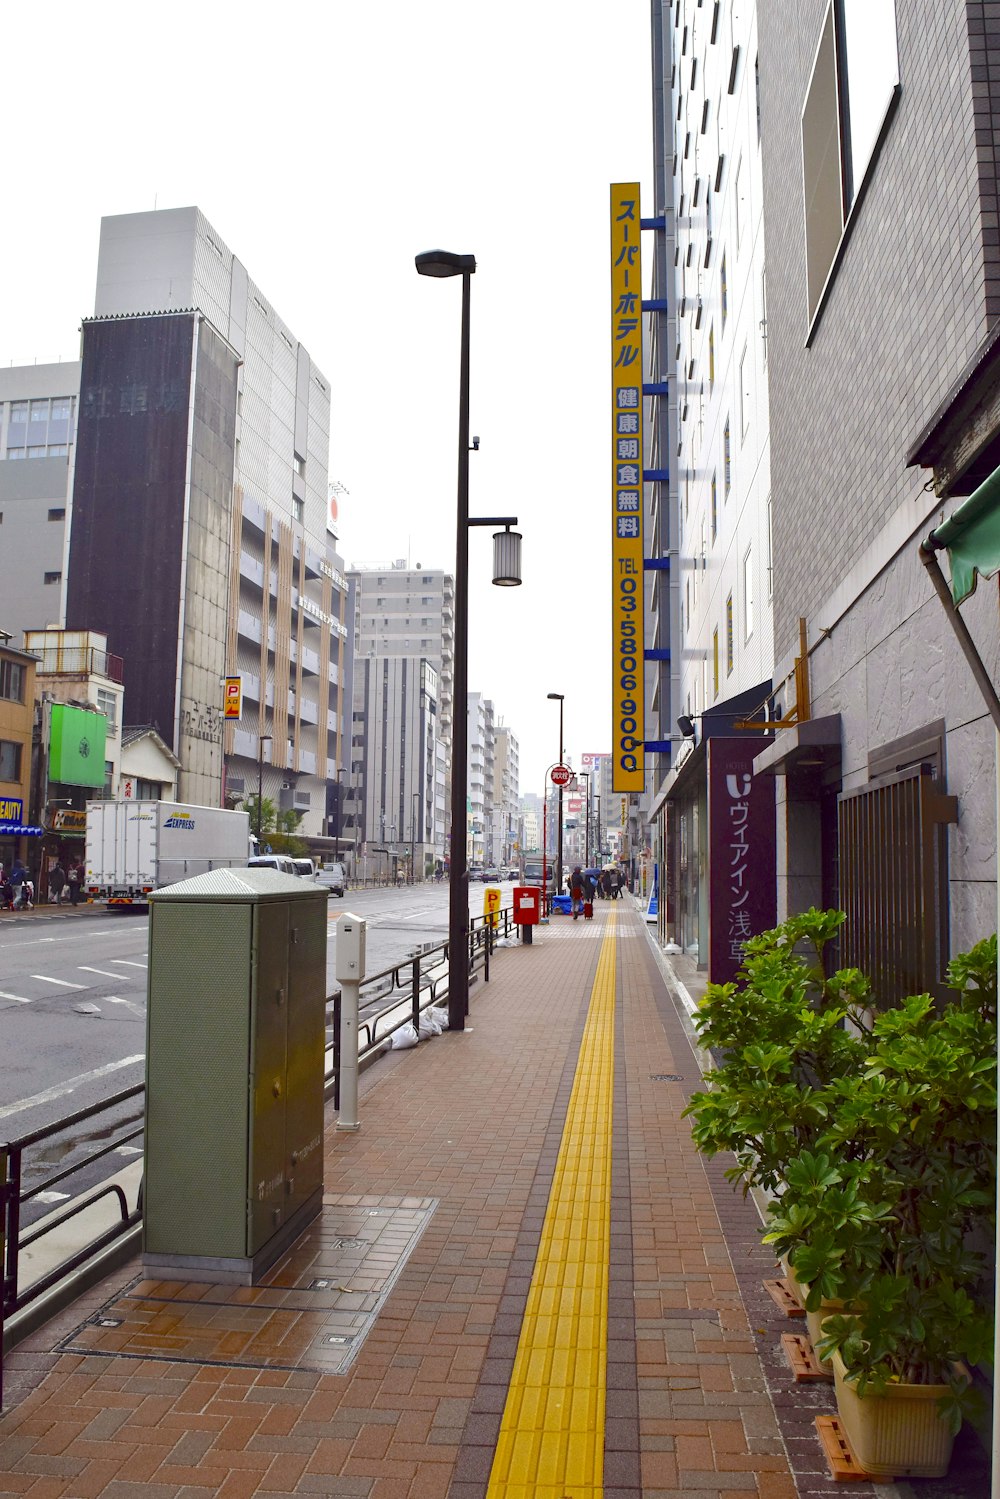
0, 901, 988, 1497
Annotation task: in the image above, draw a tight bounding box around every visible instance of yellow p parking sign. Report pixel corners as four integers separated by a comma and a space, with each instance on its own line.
483, 886, 502, 929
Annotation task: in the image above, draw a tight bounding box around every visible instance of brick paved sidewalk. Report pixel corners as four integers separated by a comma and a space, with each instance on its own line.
1, 902, 982, 1498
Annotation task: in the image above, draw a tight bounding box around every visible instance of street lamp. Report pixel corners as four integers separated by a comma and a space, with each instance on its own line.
333, 768, 346, 866
547, 693, 565, 895
416, 246, 522, 1031
256, 733, 272, 844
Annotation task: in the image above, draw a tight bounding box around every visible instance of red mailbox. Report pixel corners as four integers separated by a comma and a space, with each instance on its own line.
513, 885, 541, 943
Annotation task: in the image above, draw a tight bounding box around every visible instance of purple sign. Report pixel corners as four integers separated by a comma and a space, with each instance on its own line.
707, 738, 776, 985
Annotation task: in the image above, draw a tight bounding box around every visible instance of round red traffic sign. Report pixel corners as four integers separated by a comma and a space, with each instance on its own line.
550, 765, 573, 787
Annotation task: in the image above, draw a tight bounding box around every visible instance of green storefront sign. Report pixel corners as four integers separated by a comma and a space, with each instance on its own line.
49, 703, 107, 788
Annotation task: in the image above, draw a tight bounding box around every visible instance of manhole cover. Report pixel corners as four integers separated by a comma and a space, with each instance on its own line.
95, 1317, 122, 1328
332, 1237, 364, 1249
325, 1334, 354, 1346
650, 1074, 684, 1082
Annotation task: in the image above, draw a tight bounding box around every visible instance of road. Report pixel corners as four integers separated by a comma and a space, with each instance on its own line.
0, 880, 517, 1127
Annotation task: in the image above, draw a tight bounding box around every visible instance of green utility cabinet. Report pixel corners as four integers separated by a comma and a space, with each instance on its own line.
142, 867, 327, 1283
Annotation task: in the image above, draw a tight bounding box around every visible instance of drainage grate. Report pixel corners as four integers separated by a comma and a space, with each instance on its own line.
331, 1237, 365, 1249
650, 1073, 684, 1082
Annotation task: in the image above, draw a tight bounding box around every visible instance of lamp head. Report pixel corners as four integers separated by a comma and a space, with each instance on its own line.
677, 715, 696, 739
415, 250, 477, 278
547, 693, 564, 703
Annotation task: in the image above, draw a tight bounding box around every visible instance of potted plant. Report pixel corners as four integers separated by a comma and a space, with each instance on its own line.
684, 908, 873, 1198
767, 937, 997, 1476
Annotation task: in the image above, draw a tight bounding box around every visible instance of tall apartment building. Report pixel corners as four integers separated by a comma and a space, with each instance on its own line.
0, 364, 80, 642
644, 0, 776, 970
348, 563, 455, 866
64, 208, 347, 829
492, 724, 520, 869
467, 692, 494, 866
752, 0, 1000, 989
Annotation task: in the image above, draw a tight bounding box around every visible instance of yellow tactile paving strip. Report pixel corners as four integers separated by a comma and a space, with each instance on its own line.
486, 910, 617, 1498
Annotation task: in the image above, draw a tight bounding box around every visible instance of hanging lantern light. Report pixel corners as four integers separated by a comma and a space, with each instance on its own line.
492, 526, 523, 586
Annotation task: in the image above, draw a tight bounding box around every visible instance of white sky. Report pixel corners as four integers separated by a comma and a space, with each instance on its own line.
2, 0, 653, 794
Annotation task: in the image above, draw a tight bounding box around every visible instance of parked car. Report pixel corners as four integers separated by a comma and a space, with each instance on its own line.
247, 854, 297, 876
314, 861, 346, 897
469, 864, 485, 882
291, 858, 316, 879
483, 867, 501, 883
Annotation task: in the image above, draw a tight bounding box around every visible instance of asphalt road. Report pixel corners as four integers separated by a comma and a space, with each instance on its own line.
0, 880, 517, 1127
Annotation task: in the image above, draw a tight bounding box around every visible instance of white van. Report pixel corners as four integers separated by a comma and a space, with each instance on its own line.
314, 861, 346, 897
291, 858, 316, 879
247, 854, 297, 877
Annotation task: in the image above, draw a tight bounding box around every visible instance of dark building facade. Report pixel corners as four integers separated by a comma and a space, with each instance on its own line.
66, 312, 239, 806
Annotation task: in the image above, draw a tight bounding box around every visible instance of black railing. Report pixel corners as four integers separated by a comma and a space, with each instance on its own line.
1, 903, 517, 1386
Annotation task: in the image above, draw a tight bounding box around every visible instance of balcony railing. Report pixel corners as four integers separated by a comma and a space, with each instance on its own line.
30, 647, 124, 684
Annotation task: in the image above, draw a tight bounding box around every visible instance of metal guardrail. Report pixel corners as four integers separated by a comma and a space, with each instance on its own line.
0, 902, 518, 1389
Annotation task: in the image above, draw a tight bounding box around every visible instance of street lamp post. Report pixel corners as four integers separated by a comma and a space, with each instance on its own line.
333, 768, 346, 866
417, 247, 523, 1032
256, 733, 272, 844
547, 693, 565, 895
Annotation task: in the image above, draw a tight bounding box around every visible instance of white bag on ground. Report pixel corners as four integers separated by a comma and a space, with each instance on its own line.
391, 1022, 419, 1049
426, 1004, 449, 1031
418, 1008, 442, 1038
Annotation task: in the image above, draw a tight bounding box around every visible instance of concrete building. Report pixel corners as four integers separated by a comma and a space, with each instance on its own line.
467, 692, 494, 867
348, 562, 455, 867
65, 207, 347, 830
644, 0, 775, 968
352, 654, 440, 881
0, 364, 80, 643
491, 725, 520, 869
751, 0, 1000, 994
0, 637, 38, 875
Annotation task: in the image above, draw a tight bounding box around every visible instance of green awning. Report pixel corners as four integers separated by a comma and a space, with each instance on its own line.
926, 461, 1000, 604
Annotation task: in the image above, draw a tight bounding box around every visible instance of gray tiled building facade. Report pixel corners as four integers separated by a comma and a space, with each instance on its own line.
754, 0, 1000, 962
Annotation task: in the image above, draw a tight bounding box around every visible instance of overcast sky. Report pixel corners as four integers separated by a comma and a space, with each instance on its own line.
2, 0, 653, 795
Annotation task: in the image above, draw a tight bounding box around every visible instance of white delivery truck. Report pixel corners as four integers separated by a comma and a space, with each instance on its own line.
85, 800, 253, 908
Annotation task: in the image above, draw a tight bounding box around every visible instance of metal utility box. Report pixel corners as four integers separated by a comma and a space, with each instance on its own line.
142, 867, 327, 1284
513, 886, 541, 926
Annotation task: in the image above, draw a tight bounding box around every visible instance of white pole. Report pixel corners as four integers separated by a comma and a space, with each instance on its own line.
335, 912, 367, 1133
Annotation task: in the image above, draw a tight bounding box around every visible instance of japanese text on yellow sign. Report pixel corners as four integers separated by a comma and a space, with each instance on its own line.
483, 885, 502, 929
224, 675, 242, 721
610, 182, 645, 793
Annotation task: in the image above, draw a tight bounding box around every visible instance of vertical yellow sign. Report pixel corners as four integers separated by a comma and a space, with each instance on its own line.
483, 885, 501, 929
224, 675, 242, 721
610, 182, 645, 794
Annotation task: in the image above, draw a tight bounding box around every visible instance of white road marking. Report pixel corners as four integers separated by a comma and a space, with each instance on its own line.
403, 907, 441, 922
108, 960, 147, 969
104, 995, 145, 1017
78, 966, 137, 980
31, 975, 86, 989
34, 1190, 71, 1203
0, 1054, 145, 1121
115, 1145, 143, 1156
0, 991, 31, 1004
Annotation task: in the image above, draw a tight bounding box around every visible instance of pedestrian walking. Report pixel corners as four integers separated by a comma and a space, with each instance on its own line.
49, 860, 66, 905
67, 861, 82, 906
569, 865, 585, 919
9, 859, 32, 909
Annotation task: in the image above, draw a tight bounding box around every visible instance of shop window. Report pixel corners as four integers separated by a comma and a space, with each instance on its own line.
0, 740, 22, 780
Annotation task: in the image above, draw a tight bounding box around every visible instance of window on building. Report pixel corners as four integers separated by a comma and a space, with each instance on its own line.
292, 495, 304, 524
29, 401, 48, 423
744, 546, 754, 640
44, 571, 61, 585
708, 324, 715, 386
724, 418, 731, 495
713, 628, 720, 698
739, 344, 751, 440
720, 252, 728, 331
0, 661, 25, 703
293, 452, 305, 478
761, 264, 768, 363
0, 740, 22, 780
9, 402, 27, 423
48, 507, 65, 521
711, 471, 718, 541
51, 400, 72, 422
726, 593, 734, 674
766, 495, 774, 597
96, 688, 118, 734
27, 447, 46, 459
47, 445, 68, 458
6, 450, 25, 461
802, 0, 899, 323
755, 53, 761, 140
